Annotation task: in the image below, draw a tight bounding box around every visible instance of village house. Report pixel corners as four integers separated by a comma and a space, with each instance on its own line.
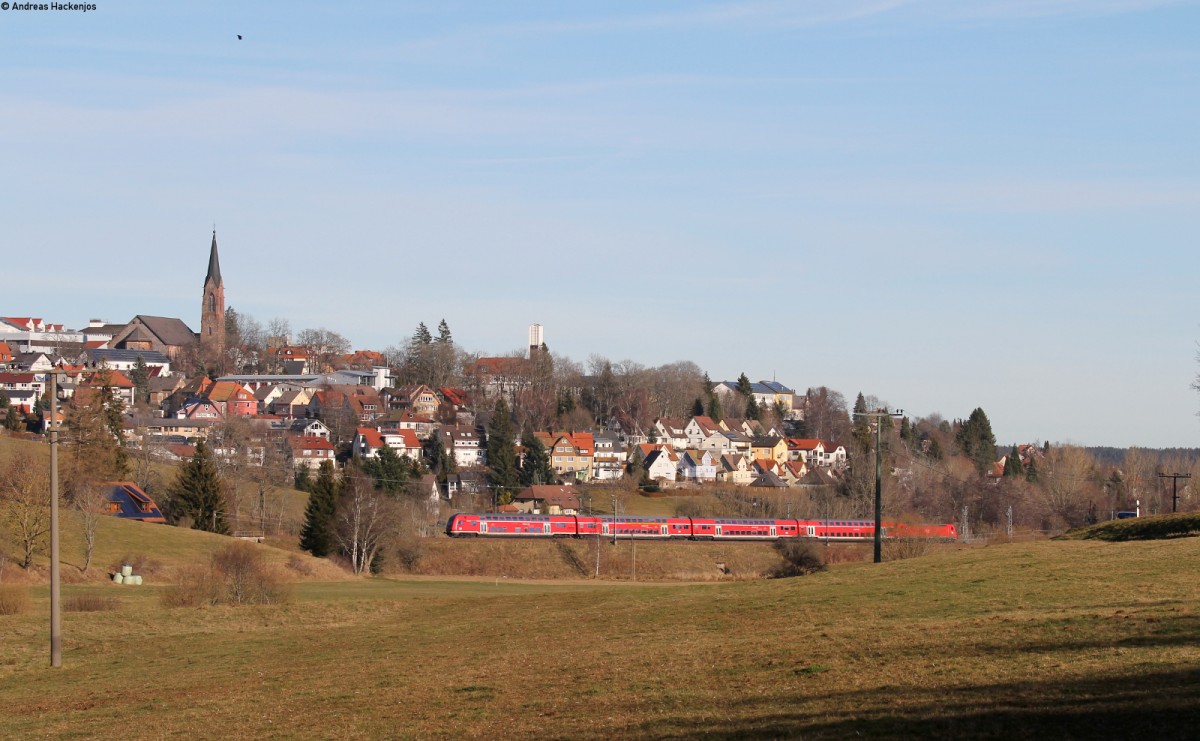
288, 435, 337, 471
439, 425, 485, 467
591, 431, 627, 481
512, 485, 581, 515
642, 448, 678, 483
678, 449, 718, 483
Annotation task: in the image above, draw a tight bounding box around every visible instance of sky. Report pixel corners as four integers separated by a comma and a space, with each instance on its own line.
2, 0, 1199, 448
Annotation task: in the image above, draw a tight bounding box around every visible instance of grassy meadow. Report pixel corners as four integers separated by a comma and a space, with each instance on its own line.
1, 535, 1198, 739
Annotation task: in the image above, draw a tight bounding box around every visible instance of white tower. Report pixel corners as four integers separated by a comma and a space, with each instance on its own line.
528, 323, 544, 358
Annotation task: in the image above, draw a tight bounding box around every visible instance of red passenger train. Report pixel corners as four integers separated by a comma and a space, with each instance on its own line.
445, 513, 957, 542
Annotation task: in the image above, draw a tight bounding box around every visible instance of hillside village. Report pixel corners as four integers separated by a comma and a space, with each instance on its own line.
0, 233, 1179, 534
0, 234, 882, 516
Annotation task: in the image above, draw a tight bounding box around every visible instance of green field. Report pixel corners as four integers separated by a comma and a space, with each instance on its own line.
2, 534, 1199, 739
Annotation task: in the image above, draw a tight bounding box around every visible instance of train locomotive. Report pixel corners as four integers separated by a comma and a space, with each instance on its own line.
446, 512, 957, 542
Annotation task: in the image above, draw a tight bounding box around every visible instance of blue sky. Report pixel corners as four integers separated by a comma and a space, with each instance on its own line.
3, 1, 1199, 447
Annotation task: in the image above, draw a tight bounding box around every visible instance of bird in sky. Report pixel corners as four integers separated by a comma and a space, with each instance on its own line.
237, 35, 243, 40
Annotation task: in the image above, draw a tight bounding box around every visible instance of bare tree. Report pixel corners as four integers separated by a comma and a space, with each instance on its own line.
0, 452, 52, 568
73, 482, 108, 574
334, 476, 396, 574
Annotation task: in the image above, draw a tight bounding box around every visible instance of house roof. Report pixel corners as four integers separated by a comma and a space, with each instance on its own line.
98, 481, 167, 522
87, 348, 171, 366
356, 427, 384, 449
206, 231, 222, 285
514, 485, 581, 510
121, 316, 197, 348
750, 471, 789, 488
289, 435, 336, 453
786, 438, 825, 451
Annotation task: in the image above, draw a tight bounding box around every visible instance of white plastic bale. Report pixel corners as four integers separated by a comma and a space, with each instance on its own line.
121, 565, 133, 577
113, 573, 124, 584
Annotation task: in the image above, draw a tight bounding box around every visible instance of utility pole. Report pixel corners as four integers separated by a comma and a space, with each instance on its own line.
48, 371, 63, 668
1157, 473, 1192, 513
853, 408, 904, 564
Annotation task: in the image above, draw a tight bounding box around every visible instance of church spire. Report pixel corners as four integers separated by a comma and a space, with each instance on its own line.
206, 230, 222, 286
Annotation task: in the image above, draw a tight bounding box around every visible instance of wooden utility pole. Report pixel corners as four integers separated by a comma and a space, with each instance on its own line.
49, 371, 62, 668
1157, 472, 1192, 513
853, 408, 904, 563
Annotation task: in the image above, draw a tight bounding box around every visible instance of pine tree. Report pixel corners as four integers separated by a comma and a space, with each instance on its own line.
955, 407, 998, 474
1004, 445, 1025, 477
4, 405, 23, 431
852, 392, 871, 450
706, 393, 722, 423
519, 425, 554, 486
169, 439, 228, 533
363, 444, 410, 493
486, 398, 520, 496
414, 322, 433, 345
299, 460, 339, 556
928, 437, 944, 461
691, 398, 705, 417
436, 319, 452, 344
129, 355, 150, 406
745, 394, 761, 421
899, 417, 913, 445
424, 433, 456, 479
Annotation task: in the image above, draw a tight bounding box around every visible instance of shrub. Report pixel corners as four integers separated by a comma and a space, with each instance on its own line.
883, 537, 932, 562
769, 540, 826, 578
161, 564, 224, 608
162, 543, 291, 608
64, 593, 120, 612
0, 585, 31, 616
393, 536, 425, 572
285, 554, 315, 577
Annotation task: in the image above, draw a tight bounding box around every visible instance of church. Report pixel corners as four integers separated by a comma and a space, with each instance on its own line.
104, 231, 225, 371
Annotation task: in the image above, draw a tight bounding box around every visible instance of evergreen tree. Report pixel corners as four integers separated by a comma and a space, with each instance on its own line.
363, 444, 411, 493
423, 433, 456, 479
928, 436, 944, 461
852, 392, 871, 449
66, 365, 129, 479
736, 373, 753, 398
294, 464, 312, 492
4, 405, 23, 431
486, 398, 520, 497
414, 322, 433, 345
691, 398, 705, 417
955, 407, 998, 474
519, 425, 555, 486
436, 319, 452, 344
299, 460, 339, 557
0, 390, 8, 408
1025, 457, 1039, 483
899, 417, 914, 445
745, 394, 761, 421
1004, 444, 1025, 478
706, 393, 722, 423
129, 355, 150, 406
169, 439, 228, 533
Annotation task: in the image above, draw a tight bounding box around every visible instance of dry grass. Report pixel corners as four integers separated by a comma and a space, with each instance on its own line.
0, 585, 30, 615
1, 537, 1198, 739
63, 592, 120, 612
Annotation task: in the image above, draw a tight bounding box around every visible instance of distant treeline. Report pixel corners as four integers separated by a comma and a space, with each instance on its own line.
1085, 447, 1200, 467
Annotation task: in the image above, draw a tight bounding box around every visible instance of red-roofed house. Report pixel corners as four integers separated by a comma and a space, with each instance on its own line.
0, 372, 44, 413
204, 381, 257, 417
288, 435, 337, 471
513, 485, 581, 515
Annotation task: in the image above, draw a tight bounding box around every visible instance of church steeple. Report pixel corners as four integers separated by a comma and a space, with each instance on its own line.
201, 229, 226, 372
206, 230, 222, 286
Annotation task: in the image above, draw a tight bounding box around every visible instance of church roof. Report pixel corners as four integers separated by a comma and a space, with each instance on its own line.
206, 230, 222, 286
